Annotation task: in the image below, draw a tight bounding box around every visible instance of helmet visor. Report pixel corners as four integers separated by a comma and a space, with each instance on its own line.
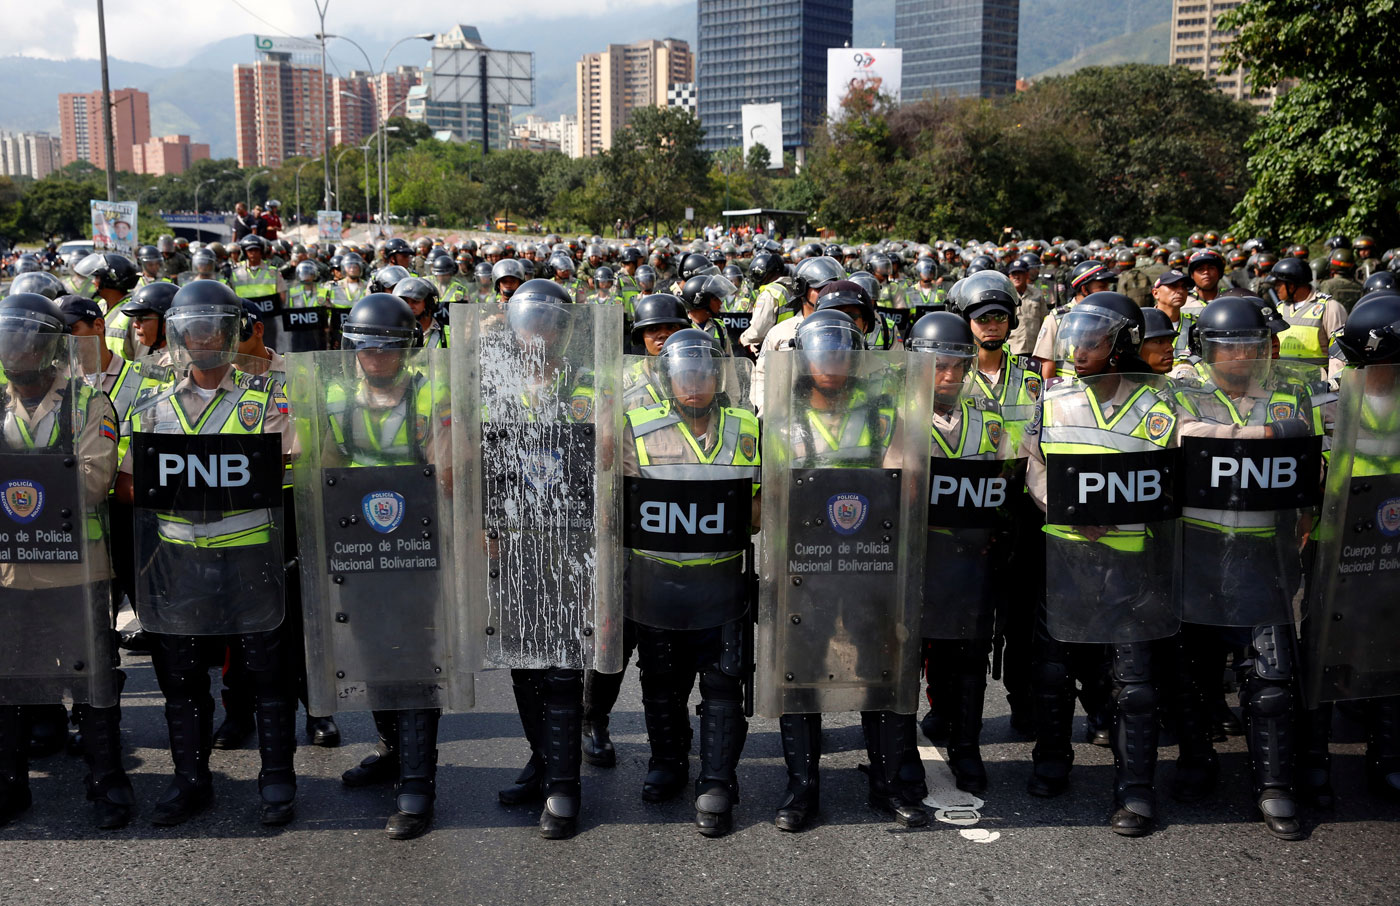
167, 305, 240, 369
0, 312, 64, 374
1056, 309, 1129, 368
1201, 331, 1272, 386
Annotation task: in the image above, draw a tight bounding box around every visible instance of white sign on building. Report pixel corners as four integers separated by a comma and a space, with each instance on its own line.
826, 47, 903, 120
740, 102, 783, 169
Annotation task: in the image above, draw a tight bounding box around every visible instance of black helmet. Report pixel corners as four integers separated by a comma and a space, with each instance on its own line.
722, 264, 743, 286
1141, 307, 1179, 341
679, 252, 719, 282
13, 254, 41, 274
431, 255, 457, 277
846, 271, 882, 305
549, 254, 576, 278
8, 271, 66, 300
341, 293, 418, 350
382, 237, 412, 258
393, 276, 439, 309
680, 274, 733, 312
619, 247, 645, 265
474, 261, 494, 282
965, 254, 995, 275
491, 259, 526, 297
1325, 234, 1351, 250
800, 242, 824, 260
369, 264, 411, 294
706, 249, 727, 268
630, 293, 689, 344
120, 281, 179, 317
1069, 260, 1116, 294
341, 252, 366, 278
914, 257, 941, 280
191, 248, 218, 273
793, 308, 866, 352
747, 251, 785, 286
1364, 271, 1398, 295
0, 293, 67, 380
909, 310, 977, 359
657, 328, 725, 413
814, 280, 876, 333
166, 280, 243, 370
238, 234, 267, 254
955, 270, 1020, 330
1187, 296, 1271, 359
75, 252, 139, 293
593, 265, 615, 287
793, 255, 846, 298
1265, 255, 1313, 287
636, 265, 658, 292
137, 244, 161, 263
294, 260, 320, 283
868, 253, 893, 277
1334, 291, 1400, 365
519, 258, 537, 280
1058, 291, 1145, 370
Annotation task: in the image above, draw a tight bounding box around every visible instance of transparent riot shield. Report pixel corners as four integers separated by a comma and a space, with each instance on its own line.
287, 347, 471, 715
1303, 363, 1400, 705
129, 353, 286, 636
451, 302, 624, 672
756, 348, 932, 717
622, 352, 755, 630
1175, 359, 1324, 627
1041, 372, 1181, 644
922, 374, 1022, 640
0, 335, 118, 707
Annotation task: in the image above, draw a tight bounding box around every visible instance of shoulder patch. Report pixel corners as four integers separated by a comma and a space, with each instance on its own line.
739, 432, 757, 461
272, 389, 289, 415
569, 394, 593, 422
238, 400, 264, 430
1145, 411, 1174, 441
1025, 375, 1041, 398
1269, 401, 1295, 422
986, 419, 1003, 448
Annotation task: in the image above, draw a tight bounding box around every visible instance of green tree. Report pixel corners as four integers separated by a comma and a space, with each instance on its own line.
20, 178, 97, 239
1219, 0, 1400, 239
599, 106, 708, 236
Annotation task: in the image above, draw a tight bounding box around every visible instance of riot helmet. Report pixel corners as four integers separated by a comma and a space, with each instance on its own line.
1335, 291, 1400, 366
0, 293, 67, 384
1057, 291, 1145, 376
492, 259, 526, 298
657, 328, 725, 417
166, 280, 243, 371
630, 293, 689, 350
8, 271, 65, 300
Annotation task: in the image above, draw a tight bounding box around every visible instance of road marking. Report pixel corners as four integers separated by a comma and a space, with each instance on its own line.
919, 742, 1001, 843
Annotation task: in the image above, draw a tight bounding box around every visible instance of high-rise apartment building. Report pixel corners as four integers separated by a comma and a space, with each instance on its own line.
233, 48, 327, 168
132, 135, 211, 176
331, 66, 423, 148
896, 0, 1019, 100
576, 38, 693, 157
57, 88, 151, 172
1169, 0, 1275, 105
696, 0, 852, 154
0, 131, 60, 180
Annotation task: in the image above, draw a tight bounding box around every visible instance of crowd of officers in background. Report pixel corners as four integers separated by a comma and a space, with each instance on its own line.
1, 223, 1398, 843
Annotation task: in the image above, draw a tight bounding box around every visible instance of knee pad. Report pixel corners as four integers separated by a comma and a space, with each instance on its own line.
1032, 657, 1070, 690
1112, 643, 1153, 685
1250, 625, 1294, 682
1246, 680, 1292, 719
1115, 680, 1158, 717
543, 668, 583, 708
699, 667, 743, 704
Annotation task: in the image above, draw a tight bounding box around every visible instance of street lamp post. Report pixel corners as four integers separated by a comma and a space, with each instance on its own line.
245, 169, 269, 209
360, 142, 373, 239
295, 158, 315, 234
193, 178, 217, 241
334, 146, 356, 210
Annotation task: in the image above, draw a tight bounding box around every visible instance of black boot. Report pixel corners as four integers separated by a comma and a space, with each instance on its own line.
1366, 697, 1400, 802
0, 707, 32, 827
1244, 675, 1302, 840
75, 702, 134, 830
1029, 658, 1075, 798
255, 698, 297, 827
306, 715, 341, 748
695, 699, 747, 837
25, 703, 69, 758
151, 698, 213, 826
386, 709, 439, 840
947, 660, 988, 795
641, 692, 689, 803
582, 668, 622, 768
539, 672, 583, 840
774, 713, 820, 832
1109, 644, 1159, 837
342, 711, 400, 787
861, 711, 928, 828
500, 671, 546, 806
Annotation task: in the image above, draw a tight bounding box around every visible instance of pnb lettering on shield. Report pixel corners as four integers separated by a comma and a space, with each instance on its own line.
1077, 469, 1160, 503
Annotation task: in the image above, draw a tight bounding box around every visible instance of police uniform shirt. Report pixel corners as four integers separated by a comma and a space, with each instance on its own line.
0, 374, 117, 589
1008, 284, 1050, 357
738, 282, 793, 350
750, 313, 804, 418
334, 279, 368, 306
1031, 301, 1072, 366
932, 398, 1008, 460
1278, 293, 1347, 363
1021, 376, 1175, 512
118, 367, 295, 477
231, 263, 288, 300
327, 368, 450, 469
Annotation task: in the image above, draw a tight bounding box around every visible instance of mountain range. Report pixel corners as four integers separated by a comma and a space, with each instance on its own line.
0, 0, 1171, 161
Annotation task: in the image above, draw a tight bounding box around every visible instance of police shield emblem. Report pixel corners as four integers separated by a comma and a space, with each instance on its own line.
1269, 401, 1295, 422
1145, 412, 1172, 441
1026, 375, 1042, 397
1378, 497, 1400, 537
522, 449, 565, 491
361, 491, 406, 534
0, 480, 43, 524
987, 420, 1003, 449
569, 394, 593, 421
238, 400, 264, 430
827, 493, 870, 535
739, 433, 757, 461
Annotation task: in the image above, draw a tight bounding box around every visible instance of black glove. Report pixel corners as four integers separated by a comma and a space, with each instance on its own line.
1270, 416, 1313, 439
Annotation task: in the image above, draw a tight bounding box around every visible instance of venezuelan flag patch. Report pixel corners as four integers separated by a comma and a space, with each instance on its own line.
100, 415, 117, 441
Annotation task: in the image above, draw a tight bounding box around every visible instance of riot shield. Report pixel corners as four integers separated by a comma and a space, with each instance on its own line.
756, 348, 932, 717
1042, 372, 1181, 644
287, 347, 471, 715
922, 376, 1022, 640
1175, 360, 1324, 627
1303, 363, 1400, 705
0, 336, 118, 708
280, 305, 330, 354
451, 301, 624, 672
719, 312, 752, 356
129, 353, 286, 636
622, 353, 755, 630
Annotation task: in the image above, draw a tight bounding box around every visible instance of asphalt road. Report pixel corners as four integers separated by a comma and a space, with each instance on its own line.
1, 651, 1395, 906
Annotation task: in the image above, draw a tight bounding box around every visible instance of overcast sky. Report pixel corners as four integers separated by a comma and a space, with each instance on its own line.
0, 0, 690, 65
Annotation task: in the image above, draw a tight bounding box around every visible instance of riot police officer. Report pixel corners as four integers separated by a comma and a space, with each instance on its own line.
679, 274, 737, 355
73, 253, 140, 359
392, 277, 444, 349
491, 259, 526, 303
621, 329, 760, 835
1265, 257, 1346, 366
0, 293, 132, 829
229, 235, 288, 351
115, 280, 299, 827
